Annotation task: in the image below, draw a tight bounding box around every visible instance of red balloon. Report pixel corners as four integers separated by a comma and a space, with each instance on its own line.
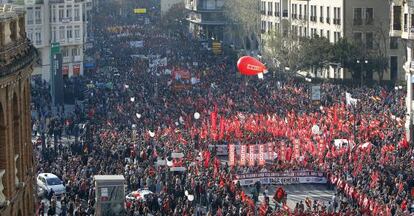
237, 56, 267, 76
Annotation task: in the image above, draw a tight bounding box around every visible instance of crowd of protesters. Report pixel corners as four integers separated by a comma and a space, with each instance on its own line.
31, 1, 414, 216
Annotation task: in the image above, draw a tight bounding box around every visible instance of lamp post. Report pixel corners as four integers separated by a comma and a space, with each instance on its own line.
356, 59, 368, 86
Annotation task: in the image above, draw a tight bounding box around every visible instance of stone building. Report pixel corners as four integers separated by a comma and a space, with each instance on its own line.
0, 4, 37, 216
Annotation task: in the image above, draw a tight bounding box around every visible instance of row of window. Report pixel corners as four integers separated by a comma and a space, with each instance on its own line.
261, 21, 342, 43
51, 4, 81, 23
26, 7, 42, 25
52, 25, 82, 42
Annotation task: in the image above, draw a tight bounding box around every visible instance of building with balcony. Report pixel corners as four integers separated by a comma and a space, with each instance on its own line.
0, 4, 37, 216
185, 0, 226, 41
261, 0, 405, 81
24, 0, 90, 81
391, 0, 414, 141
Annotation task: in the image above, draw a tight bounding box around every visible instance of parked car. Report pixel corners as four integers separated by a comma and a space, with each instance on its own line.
37, 173, 65, 197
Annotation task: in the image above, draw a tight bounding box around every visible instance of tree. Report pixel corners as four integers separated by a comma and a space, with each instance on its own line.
330, 38, 364, 79
160, 2, 186, 31
367, 22, 390, 83
224, 0, 260, 51
301, 35, 333, 77
262, 29, 305, 74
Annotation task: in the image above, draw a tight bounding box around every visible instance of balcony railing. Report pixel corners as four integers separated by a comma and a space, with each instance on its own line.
326, 17, 330, 23
333, 18, 341, 25
319, 17, 324, 23
310, 16, 316, 22
365, 18, 373, 25
275, 12, 280, 17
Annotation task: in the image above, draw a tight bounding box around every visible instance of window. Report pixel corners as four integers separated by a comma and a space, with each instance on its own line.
334, 7, 341, 25
35, 32, 41, 45
59, 26, 65, 40
365, 8, 373, 25
72, 48, 79, 57
66, 8, 72, 20
27, 8, 34, 25
366, 32, 373, 49
299, 26, 303, 37
353, 8, 362, 25
51, 8, 56, 22
404, 13, 408, 31
320, 6, 324, 22
268, 22, 273, 32
320, 29, 323, 37
310, 5, 316, 21
326, 30, 330, 41
390, 37, 398, 49
35, 9, 41, 24
27, 31, 33, 42
52, 27, 57, 42
411, 14, 414, 32
304, 5, 307, 19
74, 8, 80, 21
74, 26, 81, 39
299, 4, 302, 19
67, 27, 73, 39
334, 32, 341, 43
268, 2, 273, 16
353, 32, 363, 44
59, 9, 64, 22
393, 6, 402, 30
326, 7, 330, 23
62, 48, 69, 57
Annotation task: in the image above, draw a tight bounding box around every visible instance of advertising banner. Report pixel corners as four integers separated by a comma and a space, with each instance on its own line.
235, 171, 327, 186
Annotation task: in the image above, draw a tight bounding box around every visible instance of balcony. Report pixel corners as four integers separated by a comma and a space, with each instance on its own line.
319, 17, 324, 23
310, 16, 316, 22
326, 17, 330, 23
402, 27, 414, 40
267, 11, 273, 16
185, 1, 224, 12
275, 12, 280, 17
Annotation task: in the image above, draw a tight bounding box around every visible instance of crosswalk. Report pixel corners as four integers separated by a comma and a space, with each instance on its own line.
243, 184, 335, 209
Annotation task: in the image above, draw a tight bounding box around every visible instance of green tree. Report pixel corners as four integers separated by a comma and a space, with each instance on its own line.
262, 29, 305, 74
330, 38, 363, 79
301, 35, 333, 77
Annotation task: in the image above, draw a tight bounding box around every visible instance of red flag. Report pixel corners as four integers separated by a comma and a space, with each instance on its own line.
219, 116, 225, 140
203, 150, 211, 168
399, 137, 409, 149
259, 202, 268, 216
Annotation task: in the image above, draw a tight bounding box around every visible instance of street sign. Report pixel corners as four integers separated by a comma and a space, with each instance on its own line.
311, 85, 321, 102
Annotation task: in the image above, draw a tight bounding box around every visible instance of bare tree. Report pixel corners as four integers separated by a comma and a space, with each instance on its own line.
224, 0, 261, 51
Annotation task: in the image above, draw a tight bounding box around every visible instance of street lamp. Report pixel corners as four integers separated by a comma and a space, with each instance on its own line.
356, 59, 368, 86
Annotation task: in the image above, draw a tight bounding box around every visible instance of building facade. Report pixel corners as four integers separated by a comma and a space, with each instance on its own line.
0, 4, 37, 216
161, 0, 182, 17
391, 0, 414, 141
261, 0, 405, 81
24, 0, 90, 82
185, 0, 226, 41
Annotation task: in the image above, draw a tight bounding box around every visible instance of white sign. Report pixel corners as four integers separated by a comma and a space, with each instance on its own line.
311, 85, 321, 101
235, 171, 327, 186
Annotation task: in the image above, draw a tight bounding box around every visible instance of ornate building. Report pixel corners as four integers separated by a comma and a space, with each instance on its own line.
0, 4, 37, 216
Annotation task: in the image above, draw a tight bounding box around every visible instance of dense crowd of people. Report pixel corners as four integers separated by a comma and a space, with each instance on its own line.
32, 1, 414, 216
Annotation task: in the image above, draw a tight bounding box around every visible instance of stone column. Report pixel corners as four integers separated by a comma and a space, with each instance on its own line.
0, 169, 5, 203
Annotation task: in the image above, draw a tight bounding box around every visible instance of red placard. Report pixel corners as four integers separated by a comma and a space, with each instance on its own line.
239, 145, 246, 166
229, 144, 235, 167
248, 145, 255, 167
258, 144, 265, 166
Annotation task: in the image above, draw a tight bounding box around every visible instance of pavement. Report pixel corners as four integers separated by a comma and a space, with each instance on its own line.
244, 184, 335, 210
